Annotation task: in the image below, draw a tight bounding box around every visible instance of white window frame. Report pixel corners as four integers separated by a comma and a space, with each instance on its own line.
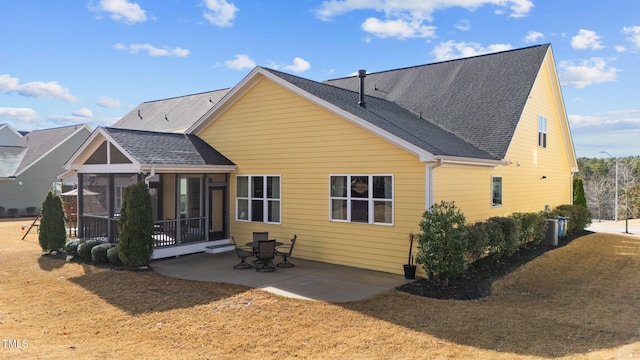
236, 175, 281, 224
538, 115, 547, 148
329, 174, 394, 225
491, 175, 502, 207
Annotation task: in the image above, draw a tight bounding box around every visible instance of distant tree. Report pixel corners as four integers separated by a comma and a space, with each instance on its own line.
39, 192, 67, 252
117, 181, 153, 267
573, 178, 587, 208
586, 175, 610, 220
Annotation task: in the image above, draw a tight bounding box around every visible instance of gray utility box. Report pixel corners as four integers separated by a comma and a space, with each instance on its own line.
544, 219, 558, 246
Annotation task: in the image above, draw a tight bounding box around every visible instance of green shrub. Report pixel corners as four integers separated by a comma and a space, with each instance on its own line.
118, 181, 154, 267
107, 245, 123, 266
38, 192, 67, 252
0, 206, 5, 217
552, 204, 592, 235
510, 212, 548, 247
416, 201, 468, 286
26, 206, 37, 216
466, 221, 490, 263
488, 217, 519, 257
91, 243, 116, 264
7, 208, 19, 217
64, 240, 81, 256
77, 240, 101, 260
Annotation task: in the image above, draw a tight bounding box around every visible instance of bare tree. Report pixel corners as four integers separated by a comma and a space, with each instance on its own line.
585, 174, 611, 221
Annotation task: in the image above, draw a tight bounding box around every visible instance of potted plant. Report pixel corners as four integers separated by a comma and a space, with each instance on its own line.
403, 232, 417, 279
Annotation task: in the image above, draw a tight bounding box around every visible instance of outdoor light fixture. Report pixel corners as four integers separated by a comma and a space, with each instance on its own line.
600, 150, 618, 222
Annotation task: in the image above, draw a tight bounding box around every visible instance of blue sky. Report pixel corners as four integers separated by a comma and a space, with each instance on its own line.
1, 1, 639, 158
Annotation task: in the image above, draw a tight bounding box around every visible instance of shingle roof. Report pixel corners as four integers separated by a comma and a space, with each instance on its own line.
13, 125, 88, 175
321, 44, 550, 160
112, 89, 231, 133
262, 67, 494, 159
102, 127, 235, 166
0, 146, 27, 177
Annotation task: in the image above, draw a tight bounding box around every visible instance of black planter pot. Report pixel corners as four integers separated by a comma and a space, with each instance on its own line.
403, 264, 416, 279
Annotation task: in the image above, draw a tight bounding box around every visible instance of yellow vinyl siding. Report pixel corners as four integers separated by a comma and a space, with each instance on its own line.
434, 51, 572, 223
199, 76, 426, 274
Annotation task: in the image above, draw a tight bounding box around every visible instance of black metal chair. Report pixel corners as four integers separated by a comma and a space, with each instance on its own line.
255, 240, 276, 272
276, 234, 297, 268
231, 236, 253, 269
251, 231, 269, 255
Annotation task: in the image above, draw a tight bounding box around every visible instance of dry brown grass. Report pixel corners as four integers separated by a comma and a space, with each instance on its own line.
1, 218, 639, 359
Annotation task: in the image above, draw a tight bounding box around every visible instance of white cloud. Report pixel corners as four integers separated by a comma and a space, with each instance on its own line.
622, 26, 640, 48
362, 17, 436, 39
524, 31, 544, 43
0, 107, 40, 123
224, 54, 256, 70
315, 1, 532, 40
203, 0, 238, 27
72, 108, 94, 118
314, 0, 533, 21
282, 57, 311, 73
115, 43, 190, 57
456, 19, 471, 31
615, 45, 627, 53
0, 74, 78, 102
559, 57, 620, 88
571, 29, 604, 50
432, 41, 512, 61
569, 110, 640, 128
97, 96, 124, 108
89, 0, 147, 24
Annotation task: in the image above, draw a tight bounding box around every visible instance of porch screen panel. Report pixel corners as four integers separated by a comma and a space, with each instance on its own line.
113, 174, 138, 215
82, 173, 108, 216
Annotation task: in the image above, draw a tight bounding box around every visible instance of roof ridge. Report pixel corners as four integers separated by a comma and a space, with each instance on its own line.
141, 88, 231, 104
325, 43, 550, 81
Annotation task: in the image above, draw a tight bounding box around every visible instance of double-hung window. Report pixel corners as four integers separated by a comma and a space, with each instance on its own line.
330, 175, 393, 224
491, 176, 502, 207
538, 115, 547, 148
236, 175, 280, 223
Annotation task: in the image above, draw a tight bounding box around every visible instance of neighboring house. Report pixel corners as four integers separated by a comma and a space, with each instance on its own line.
0, 123, 23, 145
64, 44, 577, 275
0, 124, 92, 217
111, 89, 230, 133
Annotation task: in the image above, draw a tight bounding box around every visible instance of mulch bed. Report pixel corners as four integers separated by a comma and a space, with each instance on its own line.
397, 234, 581, 300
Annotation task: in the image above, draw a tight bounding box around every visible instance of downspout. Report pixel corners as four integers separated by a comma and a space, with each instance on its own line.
145, 166, 156, 186
426, 159, 443, 210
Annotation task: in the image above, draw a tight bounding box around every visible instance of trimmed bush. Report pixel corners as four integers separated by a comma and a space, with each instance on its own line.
107, 245, 123, 266
26, 206, 37, 216
0, 206, 5, 217
91, 243, 116, 264
64, 240, 81, 256
416, 201, 468, 286
510, 212, 548, 248
77, 240, 101, 260
7, 208, 19, 217
552, 204, 592, 235
466, 221, 490, 263
39, 192, 67, 252
118, 181, 154, 267
488, 217, 519, 257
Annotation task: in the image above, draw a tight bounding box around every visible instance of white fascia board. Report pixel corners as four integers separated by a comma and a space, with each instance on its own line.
140, 164, 237, 173
65, 127, 141, 171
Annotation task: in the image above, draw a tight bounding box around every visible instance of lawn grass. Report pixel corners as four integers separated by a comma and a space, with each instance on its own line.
1, 218, 639, 359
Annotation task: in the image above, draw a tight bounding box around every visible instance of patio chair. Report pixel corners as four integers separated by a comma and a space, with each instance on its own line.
253, 231, 269, 241
231, 236, 253, 269
276, 234, 297, 268
255, 240, 276, 272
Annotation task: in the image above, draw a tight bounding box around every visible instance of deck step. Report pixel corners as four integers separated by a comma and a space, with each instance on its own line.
204, 244, 235, 254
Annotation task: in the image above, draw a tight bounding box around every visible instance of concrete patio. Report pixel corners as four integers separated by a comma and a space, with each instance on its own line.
151, 251, 413, 303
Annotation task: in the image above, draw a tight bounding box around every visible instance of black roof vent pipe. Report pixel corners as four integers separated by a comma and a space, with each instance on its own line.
358, 69, 366, 107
